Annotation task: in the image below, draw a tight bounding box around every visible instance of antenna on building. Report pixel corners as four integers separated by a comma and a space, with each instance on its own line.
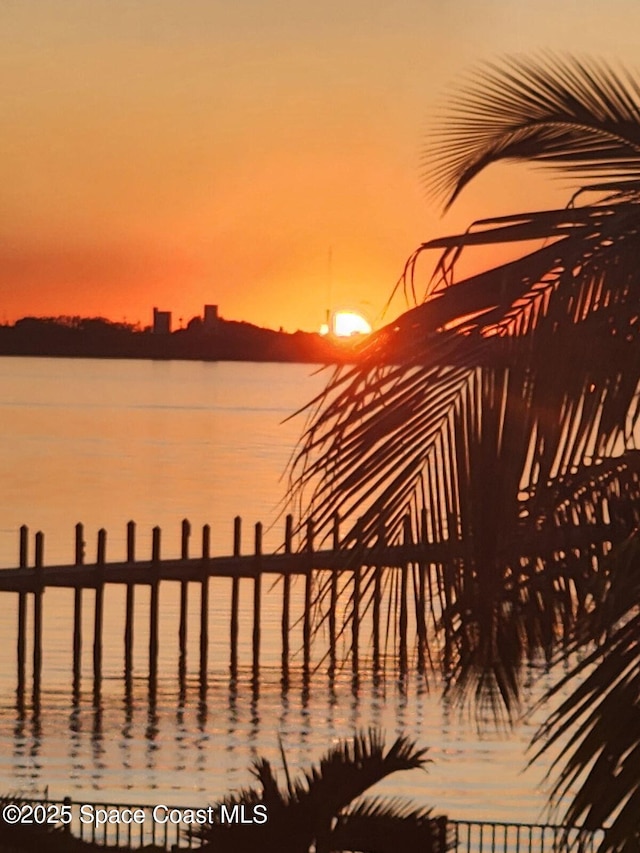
325, 246, 333, 331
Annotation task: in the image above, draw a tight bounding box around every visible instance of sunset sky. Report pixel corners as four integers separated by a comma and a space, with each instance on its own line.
2, 1, 639, 331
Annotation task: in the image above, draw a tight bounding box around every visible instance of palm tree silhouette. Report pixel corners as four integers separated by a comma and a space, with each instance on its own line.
196, 730, 449, 852
292, 56, 640, 850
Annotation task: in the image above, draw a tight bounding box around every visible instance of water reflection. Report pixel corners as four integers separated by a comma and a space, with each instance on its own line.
120, 697, 134, 773
0, 662, 554, 821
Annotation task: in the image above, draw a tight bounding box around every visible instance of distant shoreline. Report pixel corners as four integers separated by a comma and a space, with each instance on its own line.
0, 352, 341, 365
0, 315, 363, 365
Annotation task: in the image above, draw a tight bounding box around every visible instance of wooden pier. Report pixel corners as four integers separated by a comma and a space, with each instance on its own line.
1, 513, 449, 701
2, 512, 616, 702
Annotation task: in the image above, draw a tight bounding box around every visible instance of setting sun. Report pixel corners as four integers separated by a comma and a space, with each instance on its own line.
332, 311, 372, 337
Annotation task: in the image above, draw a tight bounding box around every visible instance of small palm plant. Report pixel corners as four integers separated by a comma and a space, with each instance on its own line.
196, 730, 450, 852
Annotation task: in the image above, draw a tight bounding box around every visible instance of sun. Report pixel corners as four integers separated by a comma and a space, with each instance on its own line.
331, 311, 372, 337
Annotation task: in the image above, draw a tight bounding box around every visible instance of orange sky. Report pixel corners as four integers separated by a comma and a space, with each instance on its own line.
2, 1, 639, 331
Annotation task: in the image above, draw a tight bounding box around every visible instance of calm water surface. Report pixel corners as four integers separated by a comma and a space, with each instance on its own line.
0, 358, 557, 823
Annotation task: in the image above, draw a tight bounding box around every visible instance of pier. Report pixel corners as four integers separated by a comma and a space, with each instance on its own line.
2, 513, 443, 700
1, 512, 618, 701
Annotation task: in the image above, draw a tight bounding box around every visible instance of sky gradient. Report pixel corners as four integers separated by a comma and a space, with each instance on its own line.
2, 1, 639, 331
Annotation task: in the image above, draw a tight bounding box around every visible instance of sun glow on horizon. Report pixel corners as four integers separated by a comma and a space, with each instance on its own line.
331, 311, 372, 337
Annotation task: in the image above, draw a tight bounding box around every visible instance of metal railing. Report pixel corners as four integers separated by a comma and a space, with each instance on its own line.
0, 795, 608, 851
451, 820, 606, 852
0, 796, 199, 850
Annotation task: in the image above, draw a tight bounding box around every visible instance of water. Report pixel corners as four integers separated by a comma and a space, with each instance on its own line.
0, 357, 556, 823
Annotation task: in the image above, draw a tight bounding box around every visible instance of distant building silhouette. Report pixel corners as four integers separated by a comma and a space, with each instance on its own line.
203, 304, 219, 333
153, 308, 172, 334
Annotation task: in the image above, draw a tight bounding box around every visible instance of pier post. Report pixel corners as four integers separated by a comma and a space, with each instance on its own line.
303, 519, 314, 677
199, 525, 210, 688
400, 516, 410, 674
252, 522, 262, 678
281, 515, 292, 682
417, 508, 428, 673
17, 525, 28, 702
179, 519, 190, 680
149, 527, 161, 690
442, 511, 459, 675
73, 524, 84, 690
329, 513, 340, 673
230, 516, 241, 678
428, 464, 442, 541
125, 522, 135, 686
93, 529, 106, 693
33, 531, 44, 702
373, 517, 385, 673
351, 520, 362, 673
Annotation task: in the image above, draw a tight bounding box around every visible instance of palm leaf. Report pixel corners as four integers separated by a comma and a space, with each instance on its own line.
290, 57, 640, 719
530, 532, 640, 851
427, 55, 640, 210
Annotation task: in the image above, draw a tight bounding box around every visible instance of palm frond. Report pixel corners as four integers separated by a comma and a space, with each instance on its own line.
291, 200, 640, 712
427, 55, 640, 209
290, 57, 640, 721
530, 532, 640, 852
289, 730, 430, 816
